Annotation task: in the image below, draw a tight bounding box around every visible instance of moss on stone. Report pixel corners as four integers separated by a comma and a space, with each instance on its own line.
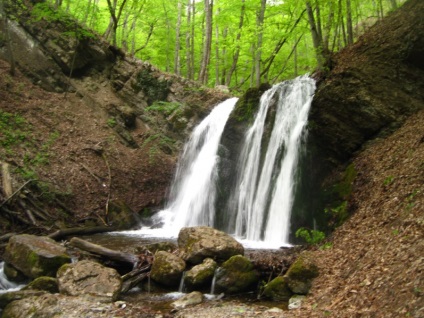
263, 276, 292, 301
230, 83, 271, 122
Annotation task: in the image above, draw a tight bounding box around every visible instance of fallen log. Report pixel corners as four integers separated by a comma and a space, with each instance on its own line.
121, 264, 151, 293
48, 225, 118, 241
69, 237, 139, 266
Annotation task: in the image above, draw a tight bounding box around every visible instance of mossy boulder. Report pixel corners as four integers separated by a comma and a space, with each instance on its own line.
3, 263, 27, 283
230, 83, 271, 122
178, 226, 244, 265
23, 276, 59, 294
3, 235, 71, 279
214, 255, 259, 294
284, 252, 319, 294
262, 276, 293, 301
184, 258, 217, 291
150, 251, 186, 288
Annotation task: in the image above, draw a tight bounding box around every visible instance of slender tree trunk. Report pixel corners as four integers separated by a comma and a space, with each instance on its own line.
306, 0, 325, 68
174, 0, 182, 75
198, 0, 213, 85
185, 0, 192, 79
191, 1, 196, 78
214, 17, 220, 86
225, 0, 245, 86
255, 0, 266, 86
390, 0, 397, 10
346, 0, 354, 44
1, 0, 15, 76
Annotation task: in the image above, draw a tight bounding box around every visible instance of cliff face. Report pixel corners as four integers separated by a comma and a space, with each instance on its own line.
309, 0, 424, 166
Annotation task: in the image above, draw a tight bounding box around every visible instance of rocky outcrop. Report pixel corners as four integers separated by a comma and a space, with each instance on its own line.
178, 226, 244, 265
150, 251, 186, 288
309, 0, 424, 167
214, 255, 259, 294
57, 260, 122, 302
3, 234, 71, 279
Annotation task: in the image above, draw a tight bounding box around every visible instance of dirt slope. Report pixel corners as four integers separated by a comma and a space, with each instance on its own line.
290, 110, 424, 317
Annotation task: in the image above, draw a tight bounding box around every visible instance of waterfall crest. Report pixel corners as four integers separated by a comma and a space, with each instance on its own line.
230, 76, 316, 245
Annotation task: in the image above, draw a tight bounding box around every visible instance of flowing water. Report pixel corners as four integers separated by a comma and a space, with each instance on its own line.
0, 262, 25, 294
148, 97, 238, 235
230, 76, 316, 246
125, 76, 315, 248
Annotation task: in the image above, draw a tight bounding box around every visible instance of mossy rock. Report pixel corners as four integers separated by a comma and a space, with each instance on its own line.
215, 255, 259, 294
284, 252, 319, 295
150, 251, 186, 288
23, 276, 59, 294
0, 290, 46, 310
3, 235, 71, 279
184, 258, 217, 290
263, 276, 293, 301
230, 83, 271, 122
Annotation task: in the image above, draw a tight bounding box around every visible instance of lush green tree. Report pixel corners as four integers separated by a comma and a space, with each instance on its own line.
43, 0, 406, 90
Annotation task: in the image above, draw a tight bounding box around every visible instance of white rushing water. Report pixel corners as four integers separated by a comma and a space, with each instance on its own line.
151, 97, 238, 236
230, 76, 315, 246
0, 262, 25, 294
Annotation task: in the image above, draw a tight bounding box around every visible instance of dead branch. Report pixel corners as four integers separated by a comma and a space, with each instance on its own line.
69, 237, 139, 266
48, 225, 118, 241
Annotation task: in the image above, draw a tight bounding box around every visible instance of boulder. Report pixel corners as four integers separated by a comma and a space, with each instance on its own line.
288, 295, 306, 310
262, 276, 293, 301
1, 293, 125, 318
3, 263, 27, 283
3, 234, 71, 279
184, 258, 217, 291
214, 255, 259, 294
23, 276, 59, 294
0, 290, 45, 310
178, 226, 244, 265
171, 291, 203, 309
57, 260, 122, 302
284, 252, 319, 294
150, 251, 186, 287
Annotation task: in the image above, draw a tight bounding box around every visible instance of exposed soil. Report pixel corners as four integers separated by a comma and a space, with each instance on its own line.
0, 59, 175, 237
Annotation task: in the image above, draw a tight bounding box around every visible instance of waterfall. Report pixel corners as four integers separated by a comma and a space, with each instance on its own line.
133, 76, 315, 247
158, 97, 238, 234
230, 76, 315, 245
0, 262, 25, 294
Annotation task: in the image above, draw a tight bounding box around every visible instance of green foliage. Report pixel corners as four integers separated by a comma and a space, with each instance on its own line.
0, 111, 28, 149
295, 228, 326, 245
107, 117, 117, 128
324, 200, 348, 226
31, 2, 95, 40
383, 175, 394, 186
146, 101, 182, 116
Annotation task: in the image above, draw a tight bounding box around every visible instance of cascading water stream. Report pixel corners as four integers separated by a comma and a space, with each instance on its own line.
156, 97, 238, 235
0, 262, 25, 294
230, 76, 316, 245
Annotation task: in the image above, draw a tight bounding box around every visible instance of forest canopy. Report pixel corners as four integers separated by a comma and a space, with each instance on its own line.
34, 0, 404, 90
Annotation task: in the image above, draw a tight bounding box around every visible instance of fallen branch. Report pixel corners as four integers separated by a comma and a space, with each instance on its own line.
69, 237, 139, 266
0, 179, 34, 208
49, 225, 118, 241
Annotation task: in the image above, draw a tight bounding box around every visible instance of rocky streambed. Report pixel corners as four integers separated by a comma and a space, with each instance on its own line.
0, 226, 317, 317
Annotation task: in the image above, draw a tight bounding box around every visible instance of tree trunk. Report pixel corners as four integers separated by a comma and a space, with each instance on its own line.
185, 0, 192, 79
198, 0, 213, 84
346, 0, 354, 44
390, 0, 397, 10
225, 0, 245, 86
254, 0, 266, 86
174, 0, 182, 76
305, 0, 325, 68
